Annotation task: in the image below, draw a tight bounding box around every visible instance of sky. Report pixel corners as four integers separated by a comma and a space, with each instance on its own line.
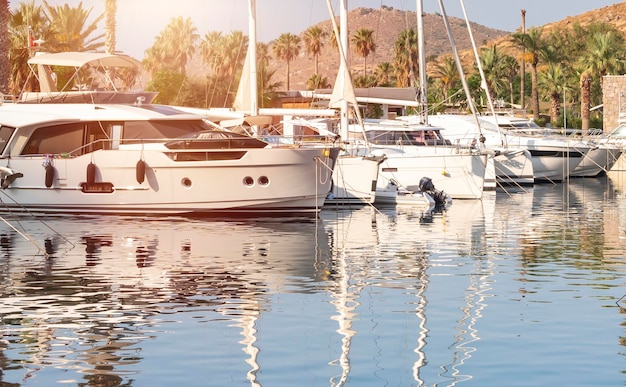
13, 0, 623, 59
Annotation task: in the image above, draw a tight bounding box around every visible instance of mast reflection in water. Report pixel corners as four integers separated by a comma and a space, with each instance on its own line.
0, 172, 626, 386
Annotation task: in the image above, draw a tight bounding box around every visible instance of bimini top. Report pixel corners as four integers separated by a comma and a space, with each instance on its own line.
27, 51, 142, 69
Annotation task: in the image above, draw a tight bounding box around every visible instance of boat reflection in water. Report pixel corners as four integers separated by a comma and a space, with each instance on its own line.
319, 195, 495, 386
1, 173, 626, 386
0, 216, 332, 386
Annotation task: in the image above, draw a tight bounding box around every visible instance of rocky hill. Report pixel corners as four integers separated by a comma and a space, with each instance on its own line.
264, 2, 626, 91
454, 2, 626, 63
267, 6, 509, 90
185, 2, 626, 93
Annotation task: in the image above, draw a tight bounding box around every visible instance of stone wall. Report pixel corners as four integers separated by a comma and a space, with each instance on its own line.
603, 75, 626, 132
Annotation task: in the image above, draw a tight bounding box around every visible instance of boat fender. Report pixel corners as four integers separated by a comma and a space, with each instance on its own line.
136, 159, 146, 184
44, 164, 55, 188
86, 162, 97, 184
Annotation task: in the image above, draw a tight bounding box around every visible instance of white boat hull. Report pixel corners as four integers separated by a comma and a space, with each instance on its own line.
492, 148, 535, 186
0, 144, 338, 216
326, 155, 382, 205
521, 144, 586, 181
571, 144, 622, 177
371, 147, 487, 200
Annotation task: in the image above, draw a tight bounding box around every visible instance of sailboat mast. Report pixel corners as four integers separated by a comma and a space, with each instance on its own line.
340, 0, 349, 135
248, 0, 258, 116
436, 0, 479, 118
416, 0, 428, 124
459, 0, 505, 146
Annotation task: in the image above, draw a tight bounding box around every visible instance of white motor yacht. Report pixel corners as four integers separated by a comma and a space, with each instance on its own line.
452, 114, 590, 182
0, 103, 340, 216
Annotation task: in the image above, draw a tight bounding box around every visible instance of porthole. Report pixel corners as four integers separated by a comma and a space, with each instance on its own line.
181, 177, 192, 188
258, 176, 269, 186
243, 176, 254, 186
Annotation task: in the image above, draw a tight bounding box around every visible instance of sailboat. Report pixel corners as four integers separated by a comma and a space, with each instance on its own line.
334, 0, 488, 200
226, 0, 382, 206
427, 0, 594, 184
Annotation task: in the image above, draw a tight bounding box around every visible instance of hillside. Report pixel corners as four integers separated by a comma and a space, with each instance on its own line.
267, 6, 509, 90
456, 2, 626, 63
185, 3, 626, 93
267, 2, 626, 91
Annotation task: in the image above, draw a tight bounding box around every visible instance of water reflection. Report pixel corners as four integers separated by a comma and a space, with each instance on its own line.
320, 198, 494, 386
0, 174, 625, 385
0, 216, 331, 386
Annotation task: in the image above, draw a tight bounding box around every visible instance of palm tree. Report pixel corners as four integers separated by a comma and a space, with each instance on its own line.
579, 70, 592, 130
374, 61, 393, 86
478, 45, 509, 105
43, 0, 104, 52
198, 30, 247, 107
577, 26, 626, 130
329, 25, 340, 51
393, 28, 418, 87
305, 73, 329, 90
218, 31, 247, 82
272, 32, 300, 91
502, 55, 519, 108
432, 56, 459, 102
257, 64, 282, 108
143, 16, 199, 75
8, 1, 48, 94
104, 0, 116, 54
538, 63, 567, 126
199, 31, 223, 70
352, 28, 375, 77
511, 27, 546, 120
0, 0, 9, 94
303, 26, 326, 75
200, 30, 247, 81
256, 41, 282, 108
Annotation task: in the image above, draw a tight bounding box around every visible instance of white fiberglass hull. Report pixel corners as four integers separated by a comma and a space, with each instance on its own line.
426, 115, 533, 186
571, 144, 622, 177
326, 155, 382, 205
502, 137, 588, 181
0, 146, 338, 216
492, 148, 535, 186
370, 146, 487, 200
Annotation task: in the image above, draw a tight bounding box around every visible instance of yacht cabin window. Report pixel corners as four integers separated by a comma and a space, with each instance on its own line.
22, 122, 117, 156
20, 119, 216, 155
366, 129, 449, 146
0, 126, 16, 155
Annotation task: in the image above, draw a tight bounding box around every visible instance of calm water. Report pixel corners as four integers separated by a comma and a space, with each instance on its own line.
1, 172, 626, 386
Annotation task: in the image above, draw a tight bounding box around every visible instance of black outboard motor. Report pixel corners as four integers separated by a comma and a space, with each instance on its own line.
418, 177, 435, 192
418, 177, 449, 210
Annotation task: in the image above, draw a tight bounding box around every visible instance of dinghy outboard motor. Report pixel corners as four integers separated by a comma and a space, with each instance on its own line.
418, 177, 449, 210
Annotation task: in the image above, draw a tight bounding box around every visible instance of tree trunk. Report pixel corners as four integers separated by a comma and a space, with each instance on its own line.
0, 0, 10, 94
580, 72, 591, 130
550, 91, 560, 128
531, 63, 540, 121
363, 56, 367, 77
105, 0, 117, 54
285, 61, 290, 91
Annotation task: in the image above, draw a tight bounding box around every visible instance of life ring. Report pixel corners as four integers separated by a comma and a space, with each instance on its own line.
86, 162, 97, 184
136, 159, 146, 184
45, 164, 55, 188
